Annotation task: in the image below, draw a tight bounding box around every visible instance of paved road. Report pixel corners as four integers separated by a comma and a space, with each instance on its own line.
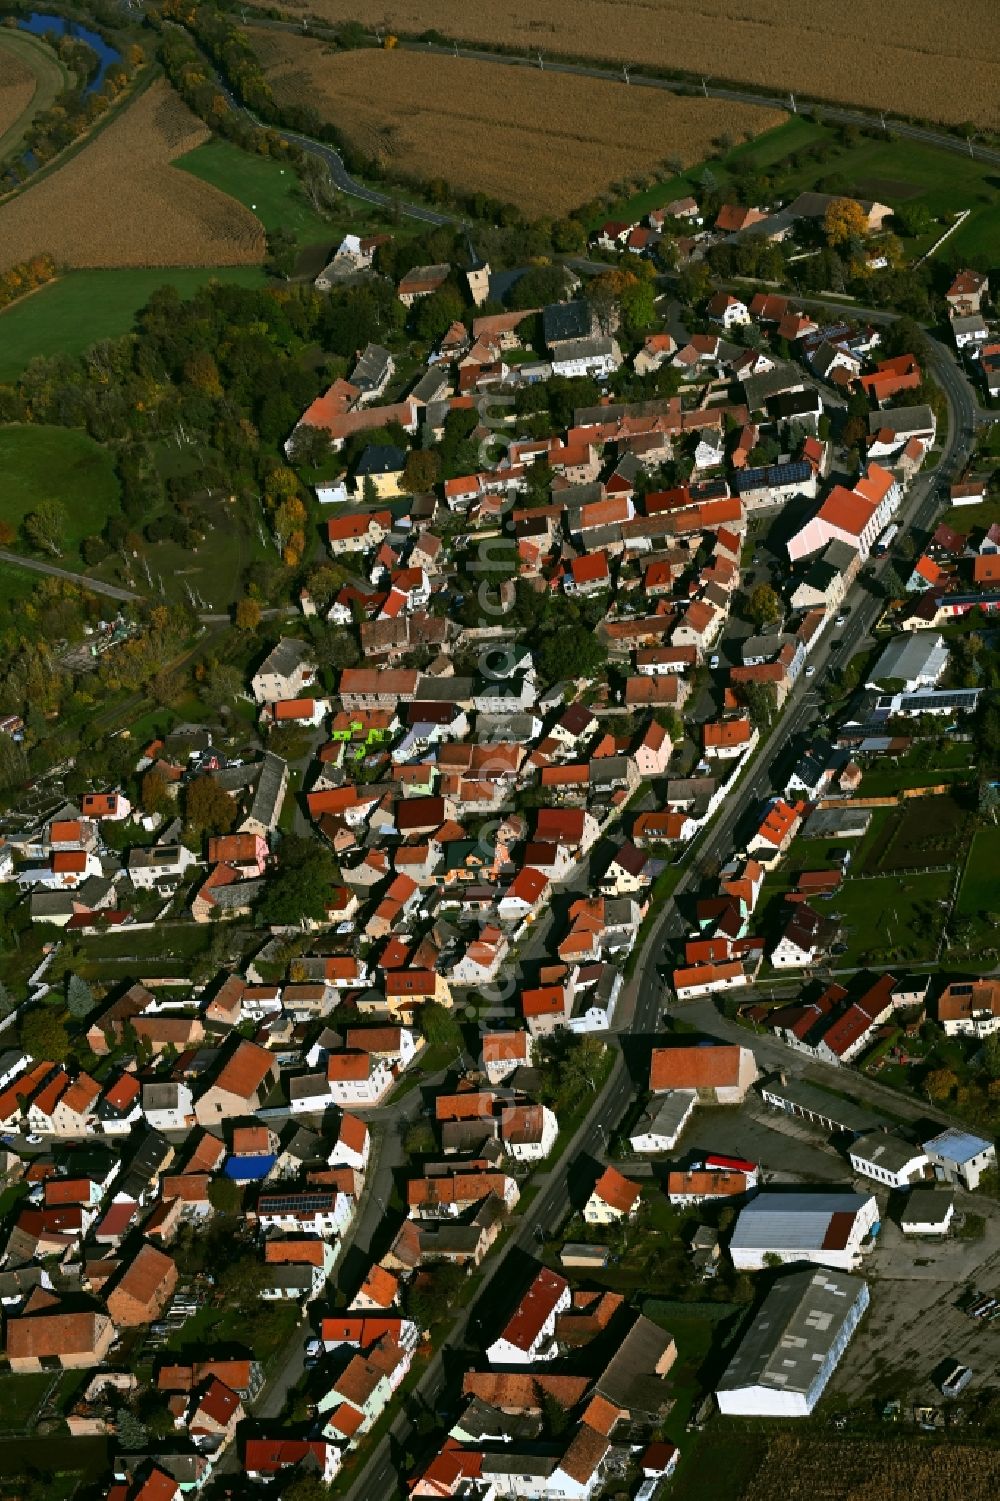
173, 24, 458, 227
0, 549, 140, 601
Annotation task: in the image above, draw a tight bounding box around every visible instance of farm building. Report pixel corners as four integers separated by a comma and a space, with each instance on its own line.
728, 1190, 879, 1271
715, 1269, 869, 1417
900, 1188, 955, 1236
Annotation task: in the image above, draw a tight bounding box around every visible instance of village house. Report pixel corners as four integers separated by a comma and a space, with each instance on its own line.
486, 1267, 571, 1365
649, 1044, 758, 1103
583, 1167, 641, 1225
106, 1243, 177, 1327
194, 1042, 279, 1126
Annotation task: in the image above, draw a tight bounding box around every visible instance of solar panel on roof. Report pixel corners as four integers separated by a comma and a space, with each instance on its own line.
736, 461, 811, 492
258, 1193, 336, 1212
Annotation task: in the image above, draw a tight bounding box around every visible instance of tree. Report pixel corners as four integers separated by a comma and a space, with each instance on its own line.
880, 564, 906, 601
21, 1006, 70, 1061
980, 1033, 1000, 1081
402, 449, 441, 494
619, 278, 657, 336
746, 583, 781, 629
654, 706, 683, 740
234, 597, 262, 632
24, 500, 69, 557
201, 662, 245, 715
208, 1176, 242, 1213
257, 834, 337, 925
536, 625, 606, 686
742, 680, 777, 731
287, 423, 334, 469
115, 1407, 148, 1450
66, 974, 94, 1019
978, 781, 1000, 826
893, 202, 932, 239
824, 197, 869, 247
141, 769, 171, 817
185, 776, 237, 837
282, 1477, 334, 1501
924, 1066, 958, 1102
414, 284, 465, 342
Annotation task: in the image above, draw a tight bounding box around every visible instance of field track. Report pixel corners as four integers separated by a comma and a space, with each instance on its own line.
0, 79, 266, 272
0, 28, 67, 160
266, 0, 1000, 130
252, 29, 785, 215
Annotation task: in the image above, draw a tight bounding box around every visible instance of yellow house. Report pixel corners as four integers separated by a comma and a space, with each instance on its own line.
352, 444, 406, 499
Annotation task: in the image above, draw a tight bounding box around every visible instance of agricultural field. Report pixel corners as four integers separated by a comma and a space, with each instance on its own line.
0, 79, 265, 272
250, 30, 786, 216
863, 793, 972, 873
268, 0, 1000, 128
0, 424, 120, 560
743, 1433, 1000, 1501
0, 27, 66, 159
0, 34, 37, 141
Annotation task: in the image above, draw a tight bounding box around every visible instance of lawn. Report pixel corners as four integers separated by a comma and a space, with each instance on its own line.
0, 267, 268, 383
175, 135, 406, 261
597, 114, 821, 226
89, 485, 272, 612
827, 870, 953, 966
957, 826, 1000, 916
0, 424, 120, 561
670, 1428, 768, 1501
0, 1371, 55, 1434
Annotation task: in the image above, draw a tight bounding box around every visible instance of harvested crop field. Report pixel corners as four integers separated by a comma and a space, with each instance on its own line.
0, 38, 37, 141
0, 79, 265, 272
250, 31, 785, 215
743, 1433, 1000, 1501
270, 0, 1000, 130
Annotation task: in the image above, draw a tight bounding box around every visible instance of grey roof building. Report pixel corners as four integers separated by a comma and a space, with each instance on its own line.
543, 299, 594, 347
242, 752, 288, 836
729, 1190, 879, 1271
866, 632, 948, 692
759, 1076, 887, 1136
350, 343, 393, 397
716, 1268, 869, 1417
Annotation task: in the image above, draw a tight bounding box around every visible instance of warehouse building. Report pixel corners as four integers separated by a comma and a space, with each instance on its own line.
716, 1268, 869, 1417
728, 1190, 879, 1271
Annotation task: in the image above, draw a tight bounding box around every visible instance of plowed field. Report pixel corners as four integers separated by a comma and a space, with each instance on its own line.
266, 0, 999, 129
0, 80, 266, 271
251, 31, 785, 215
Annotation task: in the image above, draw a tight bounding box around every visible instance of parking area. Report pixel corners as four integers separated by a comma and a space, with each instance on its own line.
681, 1094, 849, 1183
831, 1196, 1000, 1406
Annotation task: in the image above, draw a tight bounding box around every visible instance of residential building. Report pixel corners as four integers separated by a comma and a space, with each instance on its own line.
922, 1128, 997, 1191
251, 638, 317, 705
486, 1267, 571, 1365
